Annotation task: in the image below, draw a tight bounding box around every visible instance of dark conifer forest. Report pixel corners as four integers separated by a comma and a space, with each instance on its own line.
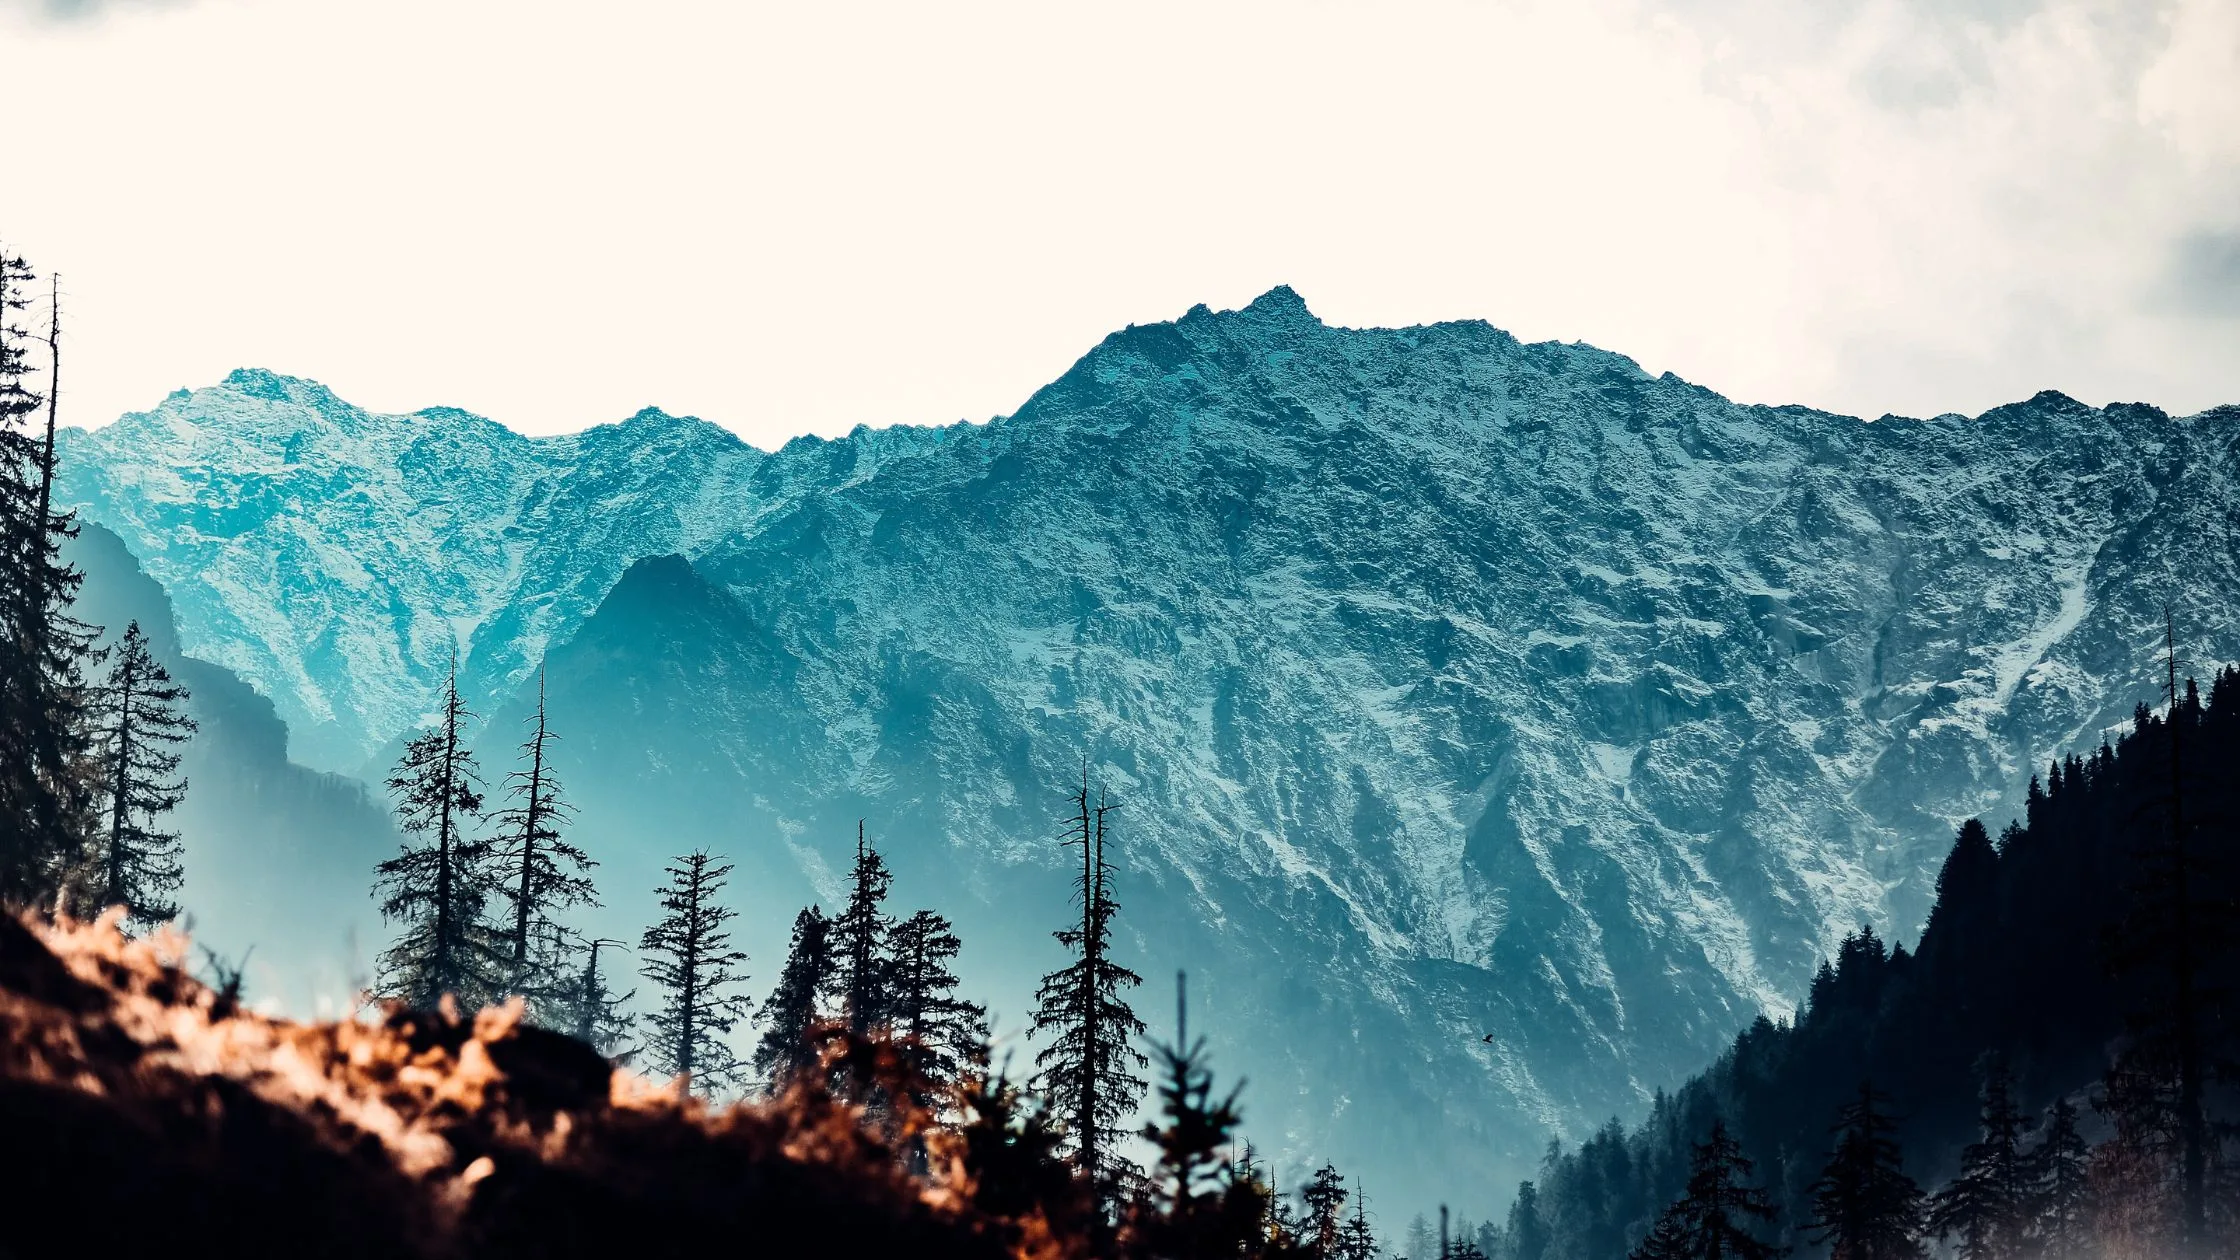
1483, 664, 2240, 1260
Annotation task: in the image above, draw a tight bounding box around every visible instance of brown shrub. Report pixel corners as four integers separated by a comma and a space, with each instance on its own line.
0, 912, 1052, 1259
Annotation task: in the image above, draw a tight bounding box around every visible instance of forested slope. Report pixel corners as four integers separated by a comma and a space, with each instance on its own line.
1490, 665, 2240, 1260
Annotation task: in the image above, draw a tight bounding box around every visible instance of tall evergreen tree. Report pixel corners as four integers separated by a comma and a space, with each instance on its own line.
1030, 775, 1148, 1206
831, 820, 894, 1036
1335, 1192, 1379, 1260
1629, 1121, 1785, 1260
553, 934, 636, 1064
0, 245, 95, 912
1405, 1214, 1438, 1260
1927, 1054, 2032, 1260
753, 904, 833, 1088
1808, 1082, 1925, 1260
490, 670, 595, 1003
1506, 1182, 1548, 1260
82, 621, 194, 927
2103, 614, 2231, 1260
2087, 1058, 2175, 1258
1300, 1165, 1348, 1258
887, 907, 989, 1092
2025, 1097, 2089, 1257
639, 849, 752, 1094
1125, 973, 1273, 1260
371, 660, 499, 1010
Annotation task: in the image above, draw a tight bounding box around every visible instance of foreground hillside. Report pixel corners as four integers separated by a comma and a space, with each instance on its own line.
54, 288, 2240, 1210
0, 912, 1048, 1259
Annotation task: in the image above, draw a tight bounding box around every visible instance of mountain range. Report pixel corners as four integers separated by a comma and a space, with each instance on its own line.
52, 287, 2240, 1218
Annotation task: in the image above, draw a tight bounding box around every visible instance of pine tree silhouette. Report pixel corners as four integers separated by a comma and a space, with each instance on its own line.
556, 935, 636, 1063
0, 245, 95, 912
372, 659, 499, 1010
832, 820, 895, 1037
639, 849, 751, 1094
1808, 1082, 1925, 1260
2024, 1097, 2088, 1257
1927, 1054, 2031, 1260
82, 621, 194, 927
1334, 1188, 1380, 1260
1300, 1165, 1347, 1258
1031, 773, 1148, 1212
491, 669, 595, 1006
887, 907, 988, 1094
1124, 972, 1275, 1260
1506, 1182, 1548, 1260
1630, 1120, 1785, 1260
753, 904, 833, 1088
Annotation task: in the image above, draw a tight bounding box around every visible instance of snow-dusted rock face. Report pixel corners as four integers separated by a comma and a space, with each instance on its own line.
58, 370, 767, 770
55, 289, 2240, 1213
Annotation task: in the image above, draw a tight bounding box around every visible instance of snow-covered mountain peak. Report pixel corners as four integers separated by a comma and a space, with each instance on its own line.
50, 301, 2240, 1215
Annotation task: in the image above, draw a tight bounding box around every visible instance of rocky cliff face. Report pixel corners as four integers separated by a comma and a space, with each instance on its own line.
54, 288, 2240, 1213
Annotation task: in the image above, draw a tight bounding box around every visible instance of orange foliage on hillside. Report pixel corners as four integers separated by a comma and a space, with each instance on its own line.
0, 911, 1076, 1259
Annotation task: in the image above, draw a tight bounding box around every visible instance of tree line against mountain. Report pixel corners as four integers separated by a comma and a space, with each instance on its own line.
361, 662, 1411, 1252
16, 237, 2232, 1259
0, 247, 200, 929
1466, 642, 2239, 1260
0, 243, 1425, 1258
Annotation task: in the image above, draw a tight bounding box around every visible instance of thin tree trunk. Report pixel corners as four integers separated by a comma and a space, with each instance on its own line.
106, 658, 132, 908
37, 274, 58, 532
511, 687, 547, 974
1077, 779, 1098, 1184
433, 670, 459, 994
680, 858, 700, 1077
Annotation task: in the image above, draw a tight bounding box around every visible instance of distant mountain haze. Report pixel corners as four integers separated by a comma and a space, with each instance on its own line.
53, 288, 2240, 1219
63, 523, 397, 1015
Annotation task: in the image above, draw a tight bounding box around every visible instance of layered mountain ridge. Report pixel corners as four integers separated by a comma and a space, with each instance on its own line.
53, 286, 2240, 1215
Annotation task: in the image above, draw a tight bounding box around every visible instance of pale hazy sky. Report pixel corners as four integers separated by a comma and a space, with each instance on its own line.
3, 0, 2236, 445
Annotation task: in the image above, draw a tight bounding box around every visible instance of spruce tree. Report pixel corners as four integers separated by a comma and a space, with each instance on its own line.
1300, 1165, 1348, 1257
372, 660, 499, 1010
1808, 1082, 1925, 1260
83, 621, 194, 927
753, 904, 833, 1088
887, 907, 989, 1092
491, 670, 595, 1004
1125, 974, 1269, 1260
1927, 1054, 2032, 1260
2025, 1097, 2089, 1257
1630, 1213, 1692, 1260
831, 820, 894, 1036
1506, 1182, 1548, 1260
1405, 1214, 1437, 1260
1029, 775, 1148, 1207
953, 1053, 1092, 1244
1629, 1120, 1785, 1260
638, 849, 752, 1094
555, 934, 636, 1063
0, 245, 95, 912
1336, 1195, 1380, 1260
